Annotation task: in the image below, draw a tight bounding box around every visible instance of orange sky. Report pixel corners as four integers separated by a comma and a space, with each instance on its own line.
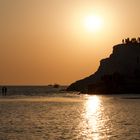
1, 0, 140, 85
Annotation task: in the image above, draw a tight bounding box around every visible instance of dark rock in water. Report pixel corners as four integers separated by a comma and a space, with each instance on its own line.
67, 38, 140, 94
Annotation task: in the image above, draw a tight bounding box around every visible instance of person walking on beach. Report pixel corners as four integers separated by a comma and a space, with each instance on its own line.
2, 87, 7, 96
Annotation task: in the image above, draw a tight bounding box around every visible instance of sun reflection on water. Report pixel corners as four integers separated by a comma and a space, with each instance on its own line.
83, 95, 103, 140
86, 95, 100, 116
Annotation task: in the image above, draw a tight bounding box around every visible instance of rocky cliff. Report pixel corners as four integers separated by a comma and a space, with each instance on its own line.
67, 39, 140, 93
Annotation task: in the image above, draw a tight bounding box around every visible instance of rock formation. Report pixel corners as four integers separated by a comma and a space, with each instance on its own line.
67, 38, 140, 94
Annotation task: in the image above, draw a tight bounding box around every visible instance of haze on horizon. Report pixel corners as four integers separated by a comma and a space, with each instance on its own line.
0, 0, 140, 85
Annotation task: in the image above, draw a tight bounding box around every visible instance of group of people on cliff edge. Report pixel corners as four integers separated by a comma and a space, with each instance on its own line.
122, 37, 140, 44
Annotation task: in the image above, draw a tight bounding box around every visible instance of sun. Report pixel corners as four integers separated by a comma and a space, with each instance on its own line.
84, 15, 103, 32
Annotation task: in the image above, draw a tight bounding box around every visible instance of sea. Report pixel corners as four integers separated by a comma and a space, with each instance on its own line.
0, 86, 140, 140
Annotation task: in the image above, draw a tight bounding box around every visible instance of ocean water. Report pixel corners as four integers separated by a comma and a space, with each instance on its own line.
0, 93, 140, 140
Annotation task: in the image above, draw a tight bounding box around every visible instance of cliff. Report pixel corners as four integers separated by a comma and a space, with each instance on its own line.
67, 38, 140, 93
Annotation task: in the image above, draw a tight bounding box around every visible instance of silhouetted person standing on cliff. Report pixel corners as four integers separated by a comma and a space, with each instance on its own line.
122, 39, 124, 44
2, 87, 7, 96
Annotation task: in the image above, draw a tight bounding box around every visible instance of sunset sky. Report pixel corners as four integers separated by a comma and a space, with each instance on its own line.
1, 0, 140, 85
